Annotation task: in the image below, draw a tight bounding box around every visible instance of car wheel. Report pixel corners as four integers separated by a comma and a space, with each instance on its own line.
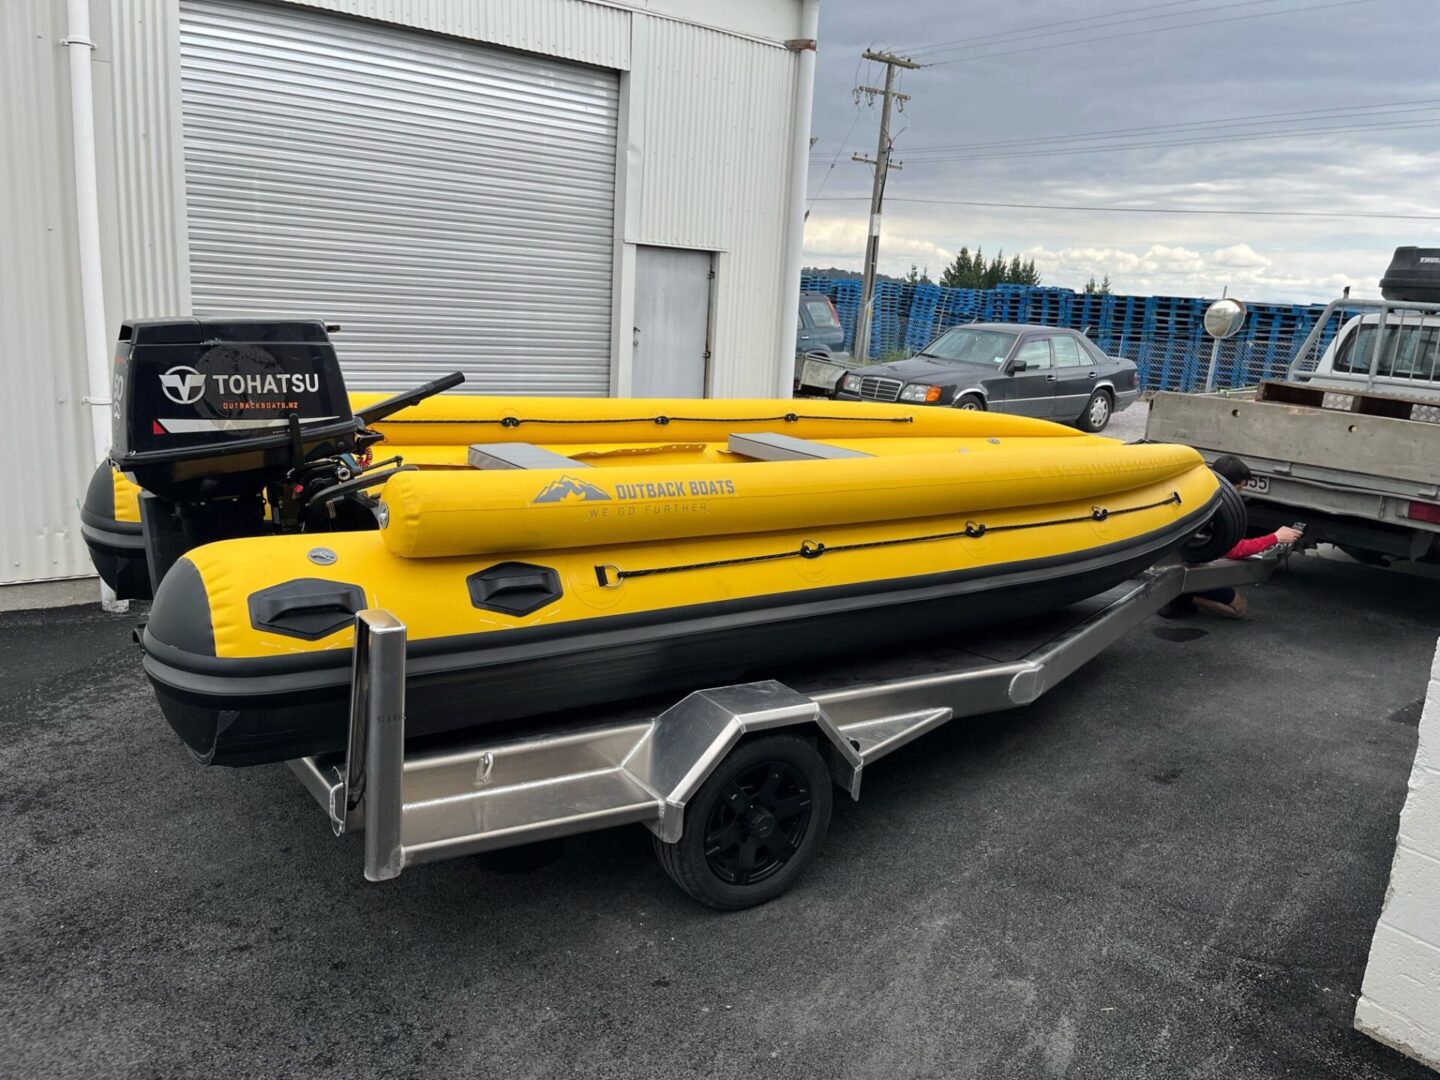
1077, 389, 1112, 432
954, 393, 985, 411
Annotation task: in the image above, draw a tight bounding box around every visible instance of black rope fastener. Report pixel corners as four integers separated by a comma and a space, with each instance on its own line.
596, 491, 1183, 586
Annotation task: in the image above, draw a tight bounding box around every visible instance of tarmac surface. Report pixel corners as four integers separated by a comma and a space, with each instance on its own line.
3, 553, 1438, 1079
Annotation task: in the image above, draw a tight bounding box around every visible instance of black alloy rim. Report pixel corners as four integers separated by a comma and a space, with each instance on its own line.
704, 759, 814, 886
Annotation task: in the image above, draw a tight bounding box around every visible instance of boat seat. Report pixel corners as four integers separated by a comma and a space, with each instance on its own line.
727, 432, 871, 461
467, 443, 592, 470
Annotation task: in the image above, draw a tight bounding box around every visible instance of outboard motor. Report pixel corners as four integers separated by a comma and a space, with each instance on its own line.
87, 318, 461, 596
112, 318, 358, 501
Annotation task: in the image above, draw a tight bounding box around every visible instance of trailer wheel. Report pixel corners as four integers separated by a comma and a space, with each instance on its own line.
1182, 477, 1248, 563
654, 734, 833, 910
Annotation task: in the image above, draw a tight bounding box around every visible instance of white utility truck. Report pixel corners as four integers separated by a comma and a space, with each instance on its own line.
1147, 248, 1440, 566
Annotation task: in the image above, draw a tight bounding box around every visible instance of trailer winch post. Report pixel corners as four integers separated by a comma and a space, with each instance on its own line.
343, 610, 408, 881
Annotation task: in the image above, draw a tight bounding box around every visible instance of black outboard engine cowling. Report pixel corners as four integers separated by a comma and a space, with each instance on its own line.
112, 318, 357, 503
1379, 247, 1440, 305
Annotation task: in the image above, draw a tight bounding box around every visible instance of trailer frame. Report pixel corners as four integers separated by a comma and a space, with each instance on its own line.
289, 555, 1275, 903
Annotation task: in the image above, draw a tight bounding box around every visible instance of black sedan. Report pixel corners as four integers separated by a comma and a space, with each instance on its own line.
835, 323, 1139, 432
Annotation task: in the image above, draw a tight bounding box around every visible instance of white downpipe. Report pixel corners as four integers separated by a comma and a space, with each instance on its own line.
775, 0, 820, 398
65, 0, 125, 611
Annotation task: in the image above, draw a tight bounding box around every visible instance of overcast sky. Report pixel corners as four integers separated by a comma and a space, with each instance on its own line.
803, 0, 1440, 302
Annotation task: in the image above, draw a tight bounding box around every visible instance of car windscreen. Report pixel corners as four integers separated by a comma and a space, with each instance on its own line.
803, 300, 839, 328
1333, 321, 1440, 381
921, 327, 1018, 365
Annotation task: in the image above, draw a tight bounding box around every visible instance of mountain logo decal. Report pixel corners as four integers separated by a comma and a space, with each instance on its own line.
532, 475, 612, 504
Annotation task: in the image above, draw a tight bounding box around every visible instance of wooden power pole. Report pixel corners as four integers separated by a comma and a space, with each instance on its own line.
852, 50, 920, 363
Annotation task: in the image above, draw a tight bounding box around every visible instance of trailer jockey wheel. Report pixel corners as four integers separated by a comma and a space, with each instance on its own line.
654, 734, 833, 910
1182, 477, 1248, 563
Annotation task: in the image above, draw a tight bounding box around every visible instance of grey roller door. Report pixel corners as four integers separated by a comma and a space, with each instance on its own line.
178, 0, 618, 394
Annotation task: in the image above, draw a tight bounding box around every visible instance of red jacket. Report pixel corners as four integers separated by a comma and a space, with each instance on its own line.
1227, 534, 1279, 559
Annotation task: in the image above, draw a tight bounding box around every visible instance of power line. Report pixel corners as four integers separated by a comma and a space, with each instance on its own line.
807, 195, 1440, 222
892, 0, 1213, 55
905, 0, 1283, 59
807, 108, 865, 217
896, 98, 1440, 155
920, 0, 1376, 66
892, 116, 1440, 163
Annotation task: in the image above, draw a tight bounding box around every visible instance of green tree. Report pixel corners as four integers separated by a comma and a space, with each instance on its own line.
941, 245, 1040, 288
905, 263, 934, 286
940, 247, 971, 288
1083, 274, 1112, 295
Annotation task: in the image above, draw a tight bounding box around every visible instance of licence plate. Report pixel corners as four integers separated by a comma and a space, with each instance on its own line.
1244, 476, 1270, 494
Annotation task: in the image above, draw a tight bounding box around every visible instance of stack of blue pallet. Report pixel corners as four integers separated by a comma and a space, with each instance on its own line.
1245, 303, 1315, 383
936, 288, 984, 332
986, 284, 1029, 324
1022, 287, 1073, 328
904, 284, 943, 349
1068, 292, 1112, 339
795, 276, 1350, 389
1145, 296, 1208, 391
830, 279, 863, 351
869, 280, 906, 355
1101, 295, 1151, 379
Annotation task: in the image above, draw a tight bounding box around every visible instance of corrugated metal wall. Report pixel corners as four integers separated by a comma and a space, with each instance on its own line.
179, 0, 620, 394
0, 1, 102, 584
629, 16, 796, 397
291, 0, 631, 70
2, 0, 804, 584
108, 0, 192, 319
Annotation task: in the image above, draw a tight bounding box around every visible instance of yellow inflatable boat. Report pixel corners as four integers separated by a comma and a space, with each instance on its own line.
101, 319, 1241, 766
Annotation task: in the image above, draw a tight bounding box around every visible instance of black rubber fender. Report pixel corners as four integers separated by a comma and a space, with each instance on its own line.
1182, 476, 1248, 563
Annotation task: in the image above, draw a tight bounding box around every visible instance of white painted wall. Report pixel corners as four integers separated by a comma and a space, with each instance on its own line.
1355, 638, 1440, 1070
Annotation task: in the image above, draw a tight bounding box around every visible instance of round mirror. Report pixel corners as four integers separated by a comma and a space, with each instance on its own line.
1204, 298, 1248, 340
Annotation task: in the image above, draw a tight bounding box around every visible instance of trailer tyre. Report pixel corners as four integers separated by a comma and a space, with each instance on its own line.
1182, 476, 1248, 563
654, 734, 832, 910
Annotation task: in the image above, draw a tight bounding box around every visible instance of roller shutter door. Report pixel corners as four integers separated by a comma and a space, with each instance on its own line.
178, 0, 618, 394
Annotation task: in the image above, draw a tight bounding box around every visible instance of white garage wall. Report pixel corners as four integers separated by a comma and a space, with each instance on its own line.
627, 15, 798, 397
2, 0, 805, 585
0, 1, 105, 584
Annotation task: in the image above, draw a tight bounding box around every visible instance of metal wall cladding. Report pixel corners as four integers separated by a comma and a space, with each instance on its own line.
0, 1, 100, 584
178, 0, 620, 394
288, 0, 631, 70
632, 17, 797, 396
108, 0, 193, 319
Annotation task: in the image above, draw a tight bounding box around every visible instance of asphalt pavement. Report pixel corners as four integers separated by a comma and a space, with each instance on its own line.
3, 552, 1438, 1080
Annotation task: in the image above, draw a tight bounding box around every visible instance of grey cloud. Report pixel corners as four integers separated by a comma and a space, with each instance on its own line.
806, 0, 1440, 301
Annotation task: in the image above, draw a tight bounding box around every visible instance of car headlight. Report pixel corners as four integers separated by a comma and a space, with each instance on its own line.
900, 384, 943, 403
839, 373, 861, 392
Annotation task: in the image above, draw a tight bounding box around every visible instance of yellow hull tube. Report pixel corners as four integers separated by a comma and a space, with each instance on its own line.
357, 394, 1081, 446
380, 442, 1209, 559
187, 460, 1214, 661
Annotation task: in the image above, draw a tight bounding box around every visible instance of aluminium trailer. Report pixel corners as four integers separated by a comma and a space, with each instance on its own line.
288, 554, 1274, 909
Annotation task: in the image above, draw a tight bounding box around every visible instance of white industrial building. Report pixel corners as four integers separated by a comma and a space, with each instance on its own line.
1, 0, 817, 590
